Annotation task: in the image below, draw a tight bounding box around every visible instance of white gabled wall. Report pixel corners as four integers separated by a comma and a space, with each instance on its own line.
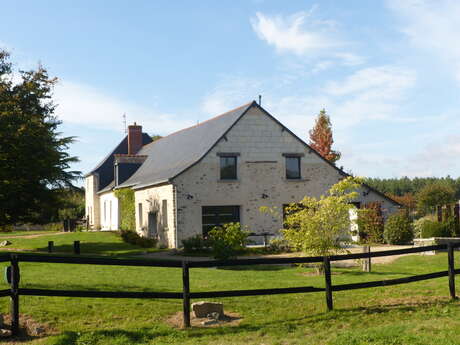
85, 174, 100, 229
99, 192, 119, 230
172, 106, 399, 245
134, 184, 176, 248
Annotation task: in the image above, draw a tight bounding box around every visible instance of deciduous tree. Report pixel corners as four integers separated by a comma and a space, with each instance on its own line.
309, 109, 341, 163
281, 176, 362, 257
416, 183, 455, 216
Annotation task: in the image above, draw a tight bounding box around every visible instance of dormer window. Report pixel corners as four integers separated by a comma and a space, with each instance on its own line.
217, 152, 239, 180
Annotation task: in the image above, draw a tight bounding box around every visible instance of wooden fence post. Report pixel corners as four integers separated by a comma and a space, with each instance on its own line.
10, 254, 20, 336
362, 246, 371, 272
323, 256, 333, 311
182, 260, 191, 328
48, 241, 54, 253
73, 241, 80, 255
448, 243, 456, 300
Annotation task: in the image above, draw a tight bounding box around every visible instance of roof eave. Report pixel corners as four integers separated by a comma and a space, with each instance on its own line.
132, 179, 172, 190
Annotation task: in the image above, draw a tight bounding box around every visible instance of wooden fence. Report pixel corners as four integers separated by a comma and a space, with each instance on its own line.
0, 242, 459, 336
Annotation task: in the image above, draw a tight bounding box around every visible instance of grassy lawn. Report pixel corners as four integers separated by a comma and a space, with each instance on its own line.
0, 253, 459, 344
0, 231, 158, 256
0, 230, 55, 238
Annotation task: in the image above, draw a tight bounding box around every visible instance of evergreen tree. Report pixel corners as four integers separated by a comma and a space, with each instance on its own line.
0, 50, 80, 226
309, 109, 341, 163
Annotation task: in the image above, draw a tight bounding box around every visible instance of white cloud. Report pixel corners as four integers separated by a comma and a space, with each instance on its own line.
251, 11, 339, 56
250, 10, 365, 68
324, 66, 415, 97
387, 0, 460, 82
53, 80, 192, 135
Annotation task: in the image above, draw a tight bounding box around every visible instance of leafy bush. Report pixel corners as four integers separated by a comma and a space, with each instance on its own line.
419, 217, 458, 238
114, 188, 135, 230
47, 222, 63, 232
182, 235, 210, 253
120, 230, 157, 248
413, 214, 436, 238
0, 224, 14, 232
357, 202, 384, 244
281, 177, 363, 256
267, 238, 292, 253
420, 220, 451, 238
208, 222, 249, 260
384, 212, 413, 244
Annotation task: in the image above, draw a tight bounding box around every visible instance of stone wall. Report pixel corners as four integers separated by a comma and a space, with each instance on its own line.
134, 184, 176, 248
172, 106, 399, 245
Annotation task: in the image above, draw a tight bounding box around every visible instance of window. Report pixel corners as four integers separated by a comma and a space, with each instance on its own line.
350, 202, 361, 209
109, 200, 112, 225
138, 203, 143, 228
162, 200, 168, 228
202, 206, 240, 235
103, 201, 107, 222
220, 156, 237, 180
286, 157, 301, 179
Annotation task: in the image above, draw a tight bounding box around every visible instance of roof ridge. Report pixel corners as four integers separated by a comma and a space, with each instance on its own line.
141, 101, 255, 149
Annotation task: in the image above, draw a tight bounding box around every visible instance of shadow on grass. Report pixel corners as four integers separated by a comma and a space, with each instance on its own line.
27, 297, 457, 344
50, 327, 177, 345
181, 297, 458, 339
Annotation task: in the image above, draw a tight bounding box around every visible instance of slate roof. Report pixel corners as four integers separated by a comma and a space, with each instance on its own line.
111, 100, 400, 207
86, 133, 152, 192
117, 102, 254, 190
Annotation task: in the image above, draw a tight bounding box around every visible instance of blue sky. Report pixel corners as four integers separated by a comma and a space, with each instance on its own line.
2, 0, 460, 181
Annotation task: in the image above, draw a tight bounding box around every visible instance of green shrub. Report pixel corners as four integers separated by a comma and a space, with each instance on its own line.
420, 217, 457, 238
384, 212, 413, 244
267, 238, 292, 253
114, 188, 135, 231
119, 230, 157, 248
209, 222, 249, 260
47, 222, 63, 232
182, 235, 210, 253
357, 202, 385, 244
413, 214, 436, 238
0, 225, 14, 232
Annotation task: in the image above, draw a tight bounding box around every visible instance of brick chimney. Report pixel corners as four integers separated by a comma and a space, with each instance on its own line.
128, 122, 143, 154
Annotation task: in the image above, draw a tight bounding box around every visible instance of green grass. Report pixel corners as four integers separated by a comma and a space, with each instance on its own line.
0, 230, 55, 237
0, 231, 159, 256
0, 253, 459, 344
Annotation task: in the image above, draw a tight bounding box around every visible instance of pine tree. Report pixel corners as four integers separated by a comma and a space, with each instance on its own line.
309, 109, 341, 163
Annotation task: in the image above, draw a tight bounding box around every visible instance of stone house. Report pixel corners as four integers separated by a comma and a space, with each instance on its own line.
85, 101, 400, 248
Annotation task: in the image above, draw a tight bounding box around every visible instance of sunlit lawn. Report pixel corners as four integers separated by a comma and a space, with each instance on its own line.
0, 251, 459, 344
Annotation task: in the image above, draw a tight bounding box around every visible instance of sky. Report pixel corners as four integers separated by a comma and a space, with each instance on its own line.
1, 0, 460, 181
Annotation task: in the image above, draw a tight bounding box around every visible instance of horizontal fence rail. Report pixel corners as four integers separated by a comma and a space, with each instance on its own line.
18, 288, 183, 299
0, 242, 458, 335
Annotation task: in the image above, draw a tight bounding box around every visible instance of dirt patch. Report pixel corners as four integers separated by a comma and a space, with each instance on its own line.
166, 311, 242, 329
299, 271, 344, 277
0, 314, 56, 342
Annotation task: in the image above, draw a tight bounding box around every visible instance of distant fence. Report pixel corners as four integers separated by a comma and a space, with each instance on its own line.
0, 243, 459, 336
